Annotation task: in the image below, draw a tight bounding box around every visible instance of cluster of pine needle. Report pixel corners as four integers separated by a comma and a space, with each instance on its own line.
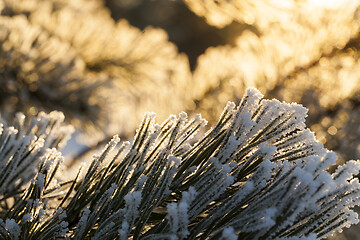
1, 88, 360, 239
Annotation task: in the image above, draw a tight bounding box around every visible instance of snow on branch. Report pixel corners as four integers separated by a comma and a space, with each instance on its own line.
0, 88, 359, 239
0, 111, 73, 199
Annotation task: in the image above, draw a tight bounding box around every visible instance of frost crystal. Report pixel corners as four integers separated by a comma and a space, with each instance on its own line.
22, 214, 33, 222
5, 219, 20, 239
221, 227, 237, 240
36, 173, 45, 191
166, 187, 197, 239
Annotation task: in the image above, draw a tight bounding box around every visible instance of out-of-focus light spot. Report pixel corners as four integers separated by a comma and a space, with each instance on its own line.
338, 111, 349, 122
22, 61, 35, 72
328, 126, 338, 135
27, 73, 39, 83
243, 15, 255, 25
29, 84, 38, 92
28, 107, 37, 116
321, 117, 331, 127
311, 123, 321, 132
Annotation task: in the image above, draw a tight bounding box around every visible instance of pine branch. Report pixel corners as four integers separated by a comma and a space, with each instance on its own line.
0, 0, 192, 144
1, 88, 359, 239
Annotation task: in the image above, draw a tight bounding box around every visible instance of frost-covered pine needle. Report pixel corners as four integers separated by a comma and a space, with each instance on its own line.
1, 88, 360, 239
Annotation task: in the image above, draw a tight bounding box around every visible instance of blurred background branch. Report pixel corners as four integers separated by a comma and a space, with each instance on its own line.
1, 1, 360, 237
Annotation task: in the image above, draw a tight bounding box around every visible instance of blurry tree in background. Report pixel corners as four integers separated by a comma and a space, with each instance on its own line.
0, 0, 192, 143
0, 1, 358, 159
2, 0, 358, 164
106, 0, 360, 165
1, 0, 360, 239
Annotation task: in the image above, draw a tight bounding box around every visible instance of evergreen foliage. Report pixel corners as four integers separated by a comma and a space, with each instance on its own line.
1, 0, 360, 166
0, 0, 191, 142
1, 0, 360, 239
0, 88, 359, 239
